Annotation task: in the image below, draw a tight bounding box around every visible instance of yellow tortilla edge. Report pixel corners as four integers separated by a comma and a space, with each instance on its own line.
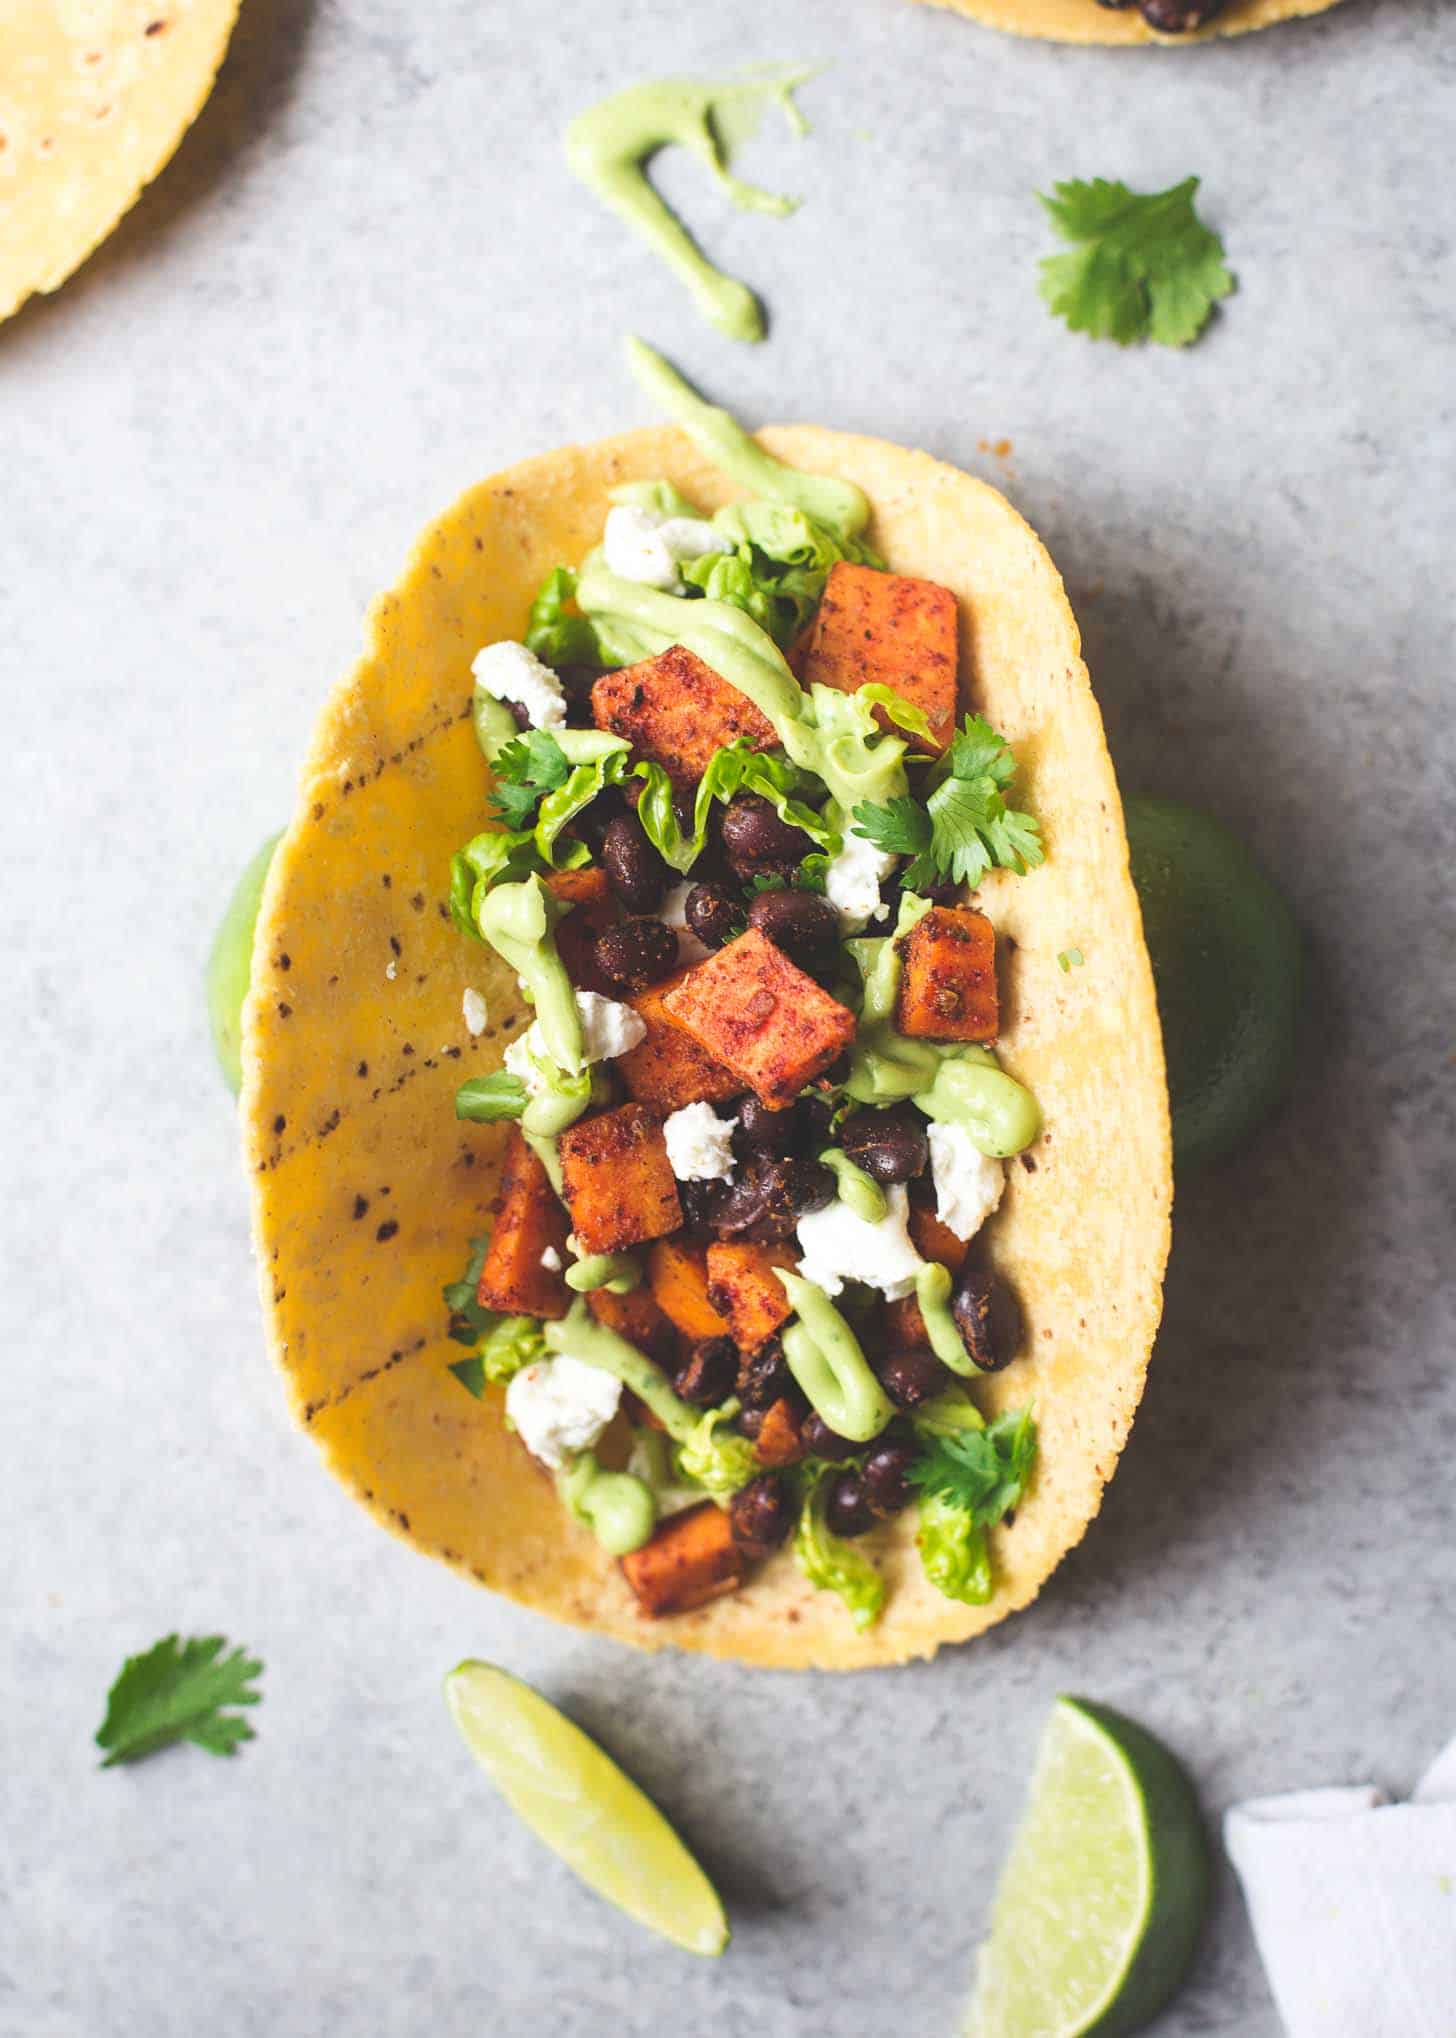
916, 0, 1342, 43
241, 422, 1172, 1670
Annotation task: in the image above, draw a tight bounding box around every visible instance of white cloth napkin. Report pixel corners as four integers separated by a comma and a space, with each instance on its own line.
1225, 1735, 1456, 2035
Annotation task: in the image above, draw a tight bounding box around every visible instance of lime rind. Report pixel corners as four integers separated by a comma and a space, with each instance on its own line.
444, 1660, 728, 1957
205, 832, 281, 1094
967, 1696, 1208, 2038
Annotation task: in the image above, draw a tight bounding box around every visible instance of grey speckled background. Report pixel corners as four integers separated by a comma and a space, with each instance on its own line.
2, 1, 1453, 2032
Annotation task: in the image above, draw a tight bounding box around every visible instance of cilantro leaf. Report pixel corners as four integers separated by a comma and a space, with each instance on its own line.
489, 730, 572, 831
96, 1635, 264, 1767
908, 1407, 1038, 1526
1037, 176, 1234, 348
443, 1234, 495, 1345
851, 713, 1041, 892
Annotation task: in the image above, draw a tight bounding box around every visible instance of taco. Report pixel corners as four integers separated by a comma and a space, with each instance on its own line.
0, 1, 240, 325
242, 346, 1170, 1669
918, 0, 1341, 41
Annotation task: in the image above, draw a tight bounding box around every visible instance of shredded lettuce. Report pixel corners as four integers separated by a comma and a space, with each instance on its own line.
678, 501, 881, 651
523, 566, 603, 670
454, 1072, 529, 1124
634, 738, 838, 874
675, 1404, 760, 1502
915, 1492, 993, 1606
793, 1463, 886, 1631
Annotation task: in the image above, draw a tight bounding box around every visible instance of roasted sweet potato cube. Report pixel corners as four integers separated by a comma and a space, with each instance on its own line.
706, 1242, 797, 1352
592, 644, 777, 789
475, 1129, 571, 1319
908, 1193, 974, 1267
557, 1103, 682, 1255
616, 970, 743, 1114
647, 1238, 731, 1341
587, 1283, 676, 1365
802, 560, 958, 754
884, 1293, 929, 1347
620, 1501, 746, 1616
546, 865, 618, 997
661, 930, 856, 1108
896, 906, 998, 1043
753, 1397, 806, 1468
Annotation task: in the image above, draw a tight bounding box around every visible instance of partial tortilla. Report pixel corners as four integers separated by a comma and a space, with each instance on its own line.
0, 1, 241, 325
241, 425, 1172, 1670
917, 0, 1341, 42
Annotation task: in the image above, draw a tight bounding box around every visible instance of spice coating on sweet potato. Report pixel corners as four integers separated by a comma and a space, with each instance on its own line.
647, 1237, 731, 1341
475, 1129, 572, 1319
752, 1397, 806, 1468
620, 1500, 746, 1617
802, 560, 958, 754
592, 644, 777, 789
706, 1241, 798, 1352
896, 906, 999, 1043
587, 1282, 676, 1364
661, 930, 856, 1108
616, 969, 744, 1114
557, 1103, 683, 1255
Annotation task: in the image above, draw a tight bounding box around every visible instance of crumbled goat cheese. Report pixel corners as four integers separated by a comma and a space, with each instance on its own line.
538, 1245, 563, 1272
470, 640, 567, 730
663, 1100, 738, 1182
825, 831, 897, 932
385, 959, 397, 981
462, 987, 489, 1036
602, 504, 731, 592
505, 1355, 621, 1471
505, 990, 647, 1086
928, 1121, 1006, 1244
660, 881, 713, 965
795, 1184, 925, 1301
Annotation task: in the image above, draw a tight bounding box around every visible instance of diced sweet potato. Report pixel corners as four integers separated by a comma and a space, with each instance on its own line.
802, 560, 959, 754
661, 930, 856, 1108
592, 644, 777, 789
753, 1397, 806, 1468
647, 1238, 730, 1341
587, 1283, 676, 1365
616, 970, 743, 1114
547, 865, 618, 997
908, 1193, 973, 1267
475, 1128, 571, 1319
620, 1501, 746, 1617
884, 1293, 929, 1347
896, 906, 998, 1043
557, 1103, 683, 1255
706, 1242, 797, 1353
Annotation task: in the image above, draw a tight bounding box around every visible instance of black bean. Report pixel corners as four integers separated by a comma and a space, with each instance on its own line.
601, 813, 668, 913
713, 1155, 835, 1244
570, 786, 626, 855
839, 1105, 929, 1186
677, 1175, 729, 1232
674, 1336, 738, 1407
730, 1474, 795, 1560
1138, 0, 1223, 24
733, 1094, 803, 1158
719, 794, 814, 872
737, 1336, 794, 1411
592, 917, 678, 991
684, 879, 743, 951
746, 887, 841, 967
876, 1346, 953, 1410
801, 1411, 860, 1462
506, 699, 532, 731
862, 1441, 920, 1517
825, 1471, 876, 1539
951, 1266, 1023, 1373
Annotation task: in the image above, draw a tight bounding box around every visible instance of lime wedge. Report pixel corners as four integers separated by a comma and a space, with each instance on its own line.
443, 1660, 729, 1956
205, 831, 281, 1094
1125, 797, 1300, 1172
967, 1697, 1208, 2038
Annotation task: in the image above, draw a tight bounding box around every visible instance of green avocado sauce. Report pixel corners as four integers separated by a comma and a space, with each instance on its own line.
776, 1270, 894, 1444
564, 1250, 641, 1296
914, 1262, 981, 1378
476, 877, 585, 1075
545, 1301, 699, 1443
566, 73, 811, 344
558, 1452, 657, 1555
819, 1148, 887, 1224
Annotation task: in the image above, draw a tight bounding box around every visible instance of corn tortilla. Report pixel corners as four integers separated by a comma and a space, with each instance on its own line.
0, 1, 241, 325
917, 0, 1341, 42
241, 425, 1172, 1670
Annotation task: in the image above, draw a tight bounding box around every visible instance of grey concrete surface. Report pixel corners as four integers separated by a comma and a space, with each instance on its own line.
2, 1, 1452, 2032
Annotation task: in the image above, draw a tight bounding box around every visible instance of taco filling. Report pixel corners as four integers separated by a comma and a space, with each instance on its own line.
442, 347, 1052, 1633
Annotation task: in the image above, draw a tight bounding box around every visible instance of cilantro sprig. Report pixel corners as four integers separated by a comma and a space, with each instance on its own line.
851, 713, 1042, 892
1037, 175, 1233, 348
96, 1634, 264, 1767
909, 1408, 1038, 1526
489, 730, 572, 830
